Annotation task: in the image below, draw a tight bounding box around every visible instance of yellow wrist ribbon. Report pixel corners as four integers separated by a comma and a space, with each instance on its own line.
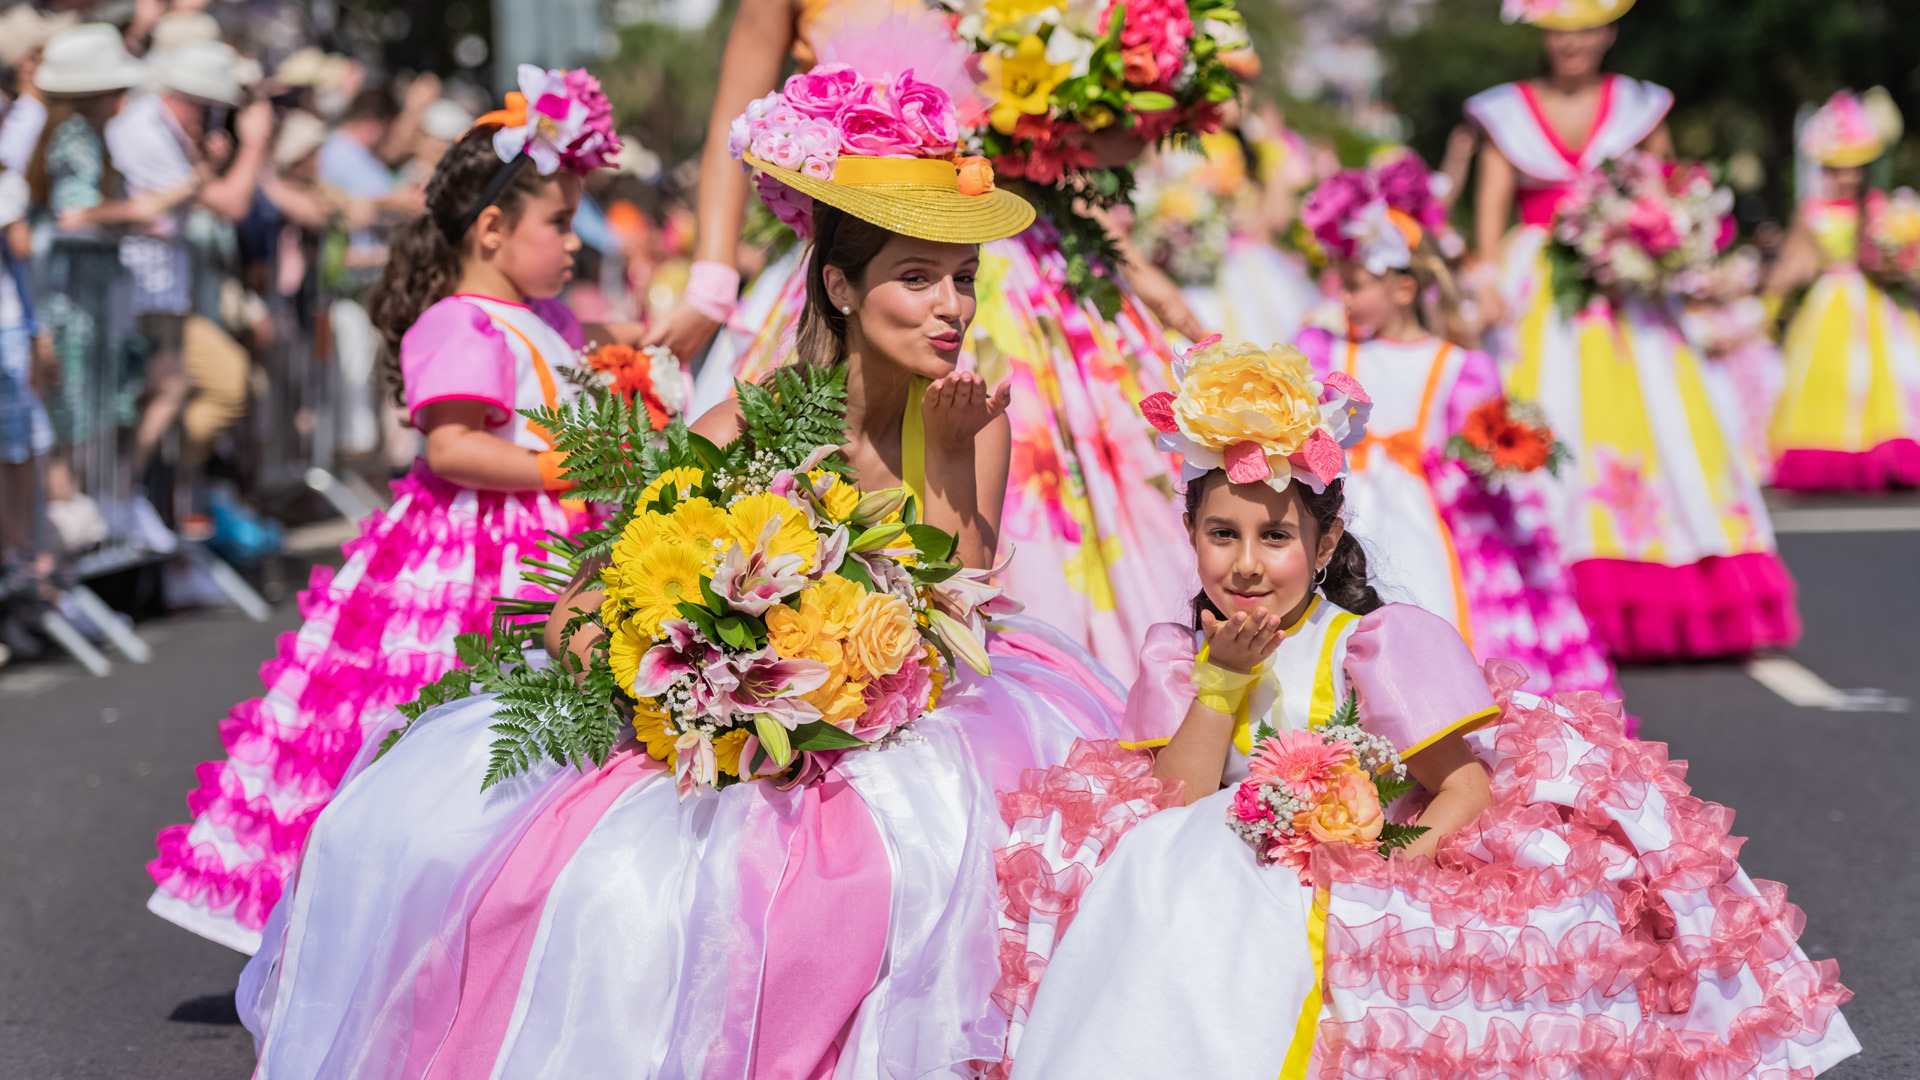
1191, 646, 1261, 716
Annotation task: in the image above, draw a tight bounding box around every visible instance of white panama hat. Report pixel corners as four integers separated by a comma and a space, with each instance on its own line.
152, 39, 244, 105
273, 109, 327, 169
35, 23, 145, 96
150, 11, 222, 54
420, 98, 473, 142
0, 6, 78, 67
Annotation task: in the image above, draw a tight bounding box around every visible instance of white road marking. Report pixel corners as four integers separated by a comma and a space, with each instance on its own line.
1769, 505, 1920, 533
1744, 656, 1910, 712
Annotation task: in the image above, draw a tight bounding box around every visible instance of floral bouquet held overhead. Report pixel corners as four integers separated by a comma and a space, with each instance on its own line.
389, 366, 1014, 797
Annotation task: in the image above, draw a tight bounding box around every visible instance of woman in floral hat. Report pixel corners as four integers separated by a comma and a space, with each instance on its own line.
1463, 0, 1796, 663
666, 0, 1248, 684
1762, 89, 1920, 491
987, 338, 1857, 1080
238, 66, 1136, 1079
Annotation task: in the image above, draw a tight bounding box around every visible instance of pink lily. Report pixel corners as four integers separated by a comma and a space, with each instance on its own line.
694, 647, 830, 727
674, 730, 718, 799
712, 519, 809, 615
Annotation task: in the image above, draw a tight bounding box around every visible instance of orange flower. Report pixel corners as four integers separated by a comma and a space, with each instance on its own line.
1491, 423, 1552, 472
1121, 43, 1161, 86
956, 156, 996, 197
1462, 398, 1509, 453
1291, 765, 1384, 847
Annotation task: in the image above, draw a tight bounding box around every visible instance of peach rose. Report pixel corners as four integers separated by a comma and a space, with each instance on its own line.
1292, 765, 1384, 848
846, 592, 921, 677
804, 672, 871, 729
956, 155, 996, 197
765, 602, 823, 659
1173, 341, 1324, 459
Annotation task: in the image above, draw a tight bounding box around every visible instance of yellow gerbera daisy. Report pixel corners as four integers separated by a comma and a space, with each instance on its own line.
810, 469, 862, 522
727, 491, 820, 568
606, 513, 665, 608
661, 496, 732, 554
607, 615, 648, 691
713, 728, 751, 778
639, 466, 707, 509
624, 539, 711, 634
632, 701, 679, 767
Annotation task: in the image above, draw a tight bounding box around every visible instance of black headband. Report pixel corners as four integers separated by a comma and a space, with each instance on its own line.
443, 152, 530, 243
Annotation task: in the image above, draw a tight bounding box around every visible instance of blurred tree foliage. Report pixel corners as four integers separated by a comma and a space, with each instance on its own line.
595, 0, 744, 166
1383, 0, 1920, 223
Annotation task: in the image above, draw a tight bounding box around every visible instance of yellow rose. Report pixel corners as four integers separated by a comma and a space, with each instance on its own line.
811, 469, 862, 522
803, 673, 871, 730
632, 702, 679, 767
1292, 765, 1384, 848
1174, 341, 1323, 458
713, 728, 751, 778
727, 492, 820, 569
639, 466, 706, 508
765, 602, 823, 659
845, 592, 921, 678
662, 496, 732, 553
806, 573, 869, 639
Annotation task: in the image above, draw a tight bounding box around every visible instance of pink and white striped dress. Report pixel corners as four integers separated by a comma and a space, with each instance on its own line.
146, 294, 597, 955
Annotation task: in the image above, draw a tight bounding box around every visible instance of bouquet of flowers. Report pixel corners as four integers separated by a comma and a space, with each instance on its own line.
1545, 152, 1735, 313
1860, 187, 1920, 296
942, 0, 1247, 313
389, 366, 1013, 796
1129, 136, 1244, 286
575, 342, 690, 430
1445, 397, 1568, 480
1226, 692, 1426, 883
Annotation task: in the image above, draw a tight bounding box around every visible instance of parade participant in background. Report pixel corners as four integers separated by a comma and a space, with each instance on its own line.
1129, 106, 1327, 347
673, 0, 1246, 682
991, 339, 1858, 1079
1295, 159, 1616, 697
1465, 0, 1795, 662
239, 76, 1127, 1076
1763, 89, 1920, 491
146, 70, 638, 954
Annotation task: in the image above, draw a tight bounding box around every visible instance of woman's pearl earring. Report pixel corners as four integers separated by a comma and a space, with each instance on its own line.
839, 305, 852, 315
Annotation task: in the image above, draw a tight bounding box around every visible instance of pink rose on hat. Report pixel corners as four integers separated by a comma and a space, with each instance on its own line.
784, 64, 862, 119
838, 103, 921, 158
891, 70, 957, 152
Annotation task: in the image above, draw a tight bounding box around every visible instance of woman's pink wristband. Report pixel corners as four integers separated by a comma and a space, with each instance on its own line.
685, 260, 741, 324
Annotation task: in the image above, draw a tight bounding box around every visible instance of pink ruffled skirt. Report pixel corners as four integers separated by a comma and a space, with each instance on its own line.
1568, 551, 1801, 664
993, 666, 1858, 1079
146, 462, 592, 954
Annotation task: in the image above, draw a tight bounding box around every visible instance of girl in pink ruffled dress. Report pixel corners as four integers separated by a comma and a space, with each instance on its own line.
1295, 159, 1616, 698
990, 339, 1858, 1079
145, 70, 638, 955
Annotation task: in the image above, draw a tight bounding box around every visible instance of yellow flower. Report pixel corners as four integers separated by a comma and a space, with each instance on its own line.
982, 0, 1059, 36
713, 728, 751, 778
727, 491, 820, 569
806, 573, 869, 639
639, 466, 706, 508
607, 614, 648, 690
845, 591, 921, 678
984, 36, 1069, 135
1080, 104, 1115, 132
605, 513, 665, 606
810, 470, 861, 522
632, 702, 679, 767
765, 602, 823, 659
925, 646, 948, 711
1174, 341, 1324, 458
661, 497, 732, 553
623, 540, 711, 634
805, 673, 871, 729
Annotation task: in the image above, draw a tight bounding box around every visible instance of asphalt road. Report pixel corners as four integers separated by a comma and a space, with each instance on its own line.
0, 528, 1914, 1078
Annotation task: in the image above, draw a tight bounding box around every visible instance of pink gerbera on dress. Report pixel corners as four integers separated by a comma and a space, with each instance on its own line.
1246, 729, 1351, 798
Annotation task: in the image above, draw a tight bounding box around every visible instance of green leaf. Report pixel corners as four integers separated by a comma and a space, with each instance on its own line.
1375, 777, 1419, 807
716, 616, 754, 649
837, 555, 876, 591
790, 719, 871, 752
903, 524, 958, 562
372, 723, 410, 761
1377, 822, 1430, 854
1126, 90, 1177, 112
1326, 688, 1361, 729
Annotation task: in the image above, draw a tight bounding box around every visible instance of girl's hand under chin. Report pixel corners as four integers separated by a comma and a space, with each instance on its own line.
1200, 609, 1286, 674
920, 371, 1010, 450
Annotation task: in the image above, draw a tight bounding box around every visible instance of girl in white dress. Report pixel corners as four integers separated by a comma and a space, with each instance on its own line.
991, 337, 1859, 1079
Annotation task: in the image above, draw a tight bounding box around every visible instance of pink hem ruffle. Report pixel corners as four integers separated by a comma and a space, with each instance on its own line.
148, 463, 593, 935
1772, 438, 1920, 493
1569, 552, 1800, 663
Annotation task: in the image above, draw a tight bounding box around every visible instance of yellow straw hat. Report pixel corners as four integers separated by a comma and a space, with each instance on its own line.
1513, 0, 1636, 31
746, 153, 1035, 245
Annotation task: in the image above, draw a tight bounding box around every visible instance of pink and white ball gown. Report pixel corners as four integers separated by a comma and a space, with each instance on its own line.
146, 296, 596, 954
1297, 328, 1617, 698
992, 602, 1859, 1079
1466, 76, 1797, 662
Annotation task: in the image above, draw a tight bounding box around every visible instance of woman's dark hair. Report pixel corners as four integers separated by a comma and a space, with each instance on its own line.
26, 94, 123, 210
1183, 470, 1382, 629
794, 201, 896, 367
368, 129, 552, 400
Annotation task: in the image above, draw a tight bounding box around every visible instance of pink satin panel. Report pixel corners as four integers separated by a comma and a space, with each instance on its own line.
749, 775, 891, 1080
1515, 185, 1570, 227
421, 749, 660, 1079
1118, 623, 1198, 746
1342, 604, 1496, 756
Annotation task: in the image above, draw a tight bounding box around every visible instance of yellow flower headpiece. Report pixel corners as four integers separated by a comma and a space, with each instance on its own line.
1138, 337, 1373, 493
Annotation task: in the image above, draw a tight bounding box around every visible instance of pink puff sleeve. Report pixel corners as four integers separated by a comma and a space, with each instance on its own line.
1342, 603, 1499, 759
528, 297, 586, 350
1119, 623, 1200, 750
1443, 347, 1503, 435
400, 298, 516, 428
1295, 325, 1339, 380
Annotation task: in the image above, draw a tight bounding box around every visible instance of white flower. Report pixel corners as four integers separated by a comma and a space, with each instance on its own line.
1340, 198, 1412, 276
1045, 31, 1096, 78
